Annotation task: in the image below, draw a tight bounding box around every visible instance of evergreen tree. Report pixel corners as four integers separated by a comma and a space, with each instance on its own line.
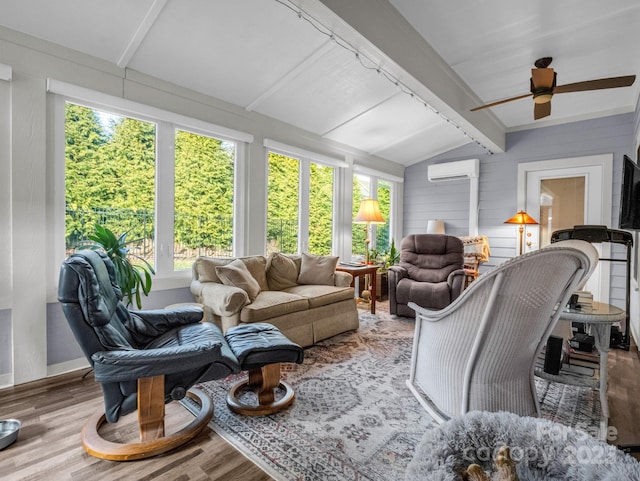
65, 104, 107, 244
267, 153, 299, 254
174, 131, 234, 250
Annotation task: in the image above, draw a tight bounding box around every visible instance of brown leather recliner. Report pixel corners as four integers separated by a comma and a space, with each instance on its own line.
388, 234, 465, 318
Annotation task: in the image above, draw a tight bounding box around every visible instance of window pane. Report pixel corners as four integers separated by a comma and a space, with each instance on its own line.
267, 153, 299, 254
376, 180, 391, 251
539, 177, 584, 248
174, 130, 235, 268
308, 163, 333, 255
352, 174, 370, 258
65, 103, 156, 266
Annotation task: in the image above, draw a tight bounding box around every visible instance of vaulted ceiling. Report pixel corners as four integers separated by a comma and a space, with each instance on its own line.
1, 0, 639, 166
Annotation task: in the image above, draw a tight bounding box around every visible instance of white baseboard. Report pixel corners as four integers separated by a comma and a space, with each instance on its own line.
0, 359, 89, 388
47, 358, 90, 377
0, 373, 13, 388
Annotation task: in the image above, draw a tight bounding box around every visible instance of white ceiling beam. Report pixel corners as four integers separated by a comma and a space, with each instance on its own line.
290, 0, 506, 153
117, 0, 168, 69
245, 39, 334, 112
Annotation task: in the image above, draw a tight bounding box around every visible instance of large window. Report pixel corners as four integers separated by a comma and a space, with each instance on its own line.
267, 151, 334, 255
64, 101, 240, 275
352, 174, 391, 259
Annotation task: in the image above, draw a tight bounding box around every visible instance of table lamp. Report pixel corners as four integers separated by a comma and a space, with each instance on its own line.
354, 199, 385, 303
504, 210, 538, 255
427, 219, 445, 234
353, 199, 385, 263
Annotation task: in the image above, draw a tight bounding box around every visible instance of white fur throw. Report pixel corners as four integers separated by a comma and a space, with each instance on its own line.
405, 411, 640, 481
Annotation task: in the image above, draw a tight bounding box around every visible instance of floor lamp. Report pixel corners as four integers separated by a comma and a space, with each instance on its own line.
354, 199, 385, 300
504, 210, 539, 255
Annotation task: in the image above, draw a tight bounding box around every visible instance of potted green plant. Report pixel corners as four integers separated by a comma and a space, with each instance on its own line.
386, 238, 400, 268
78, 224, 155, 309
374, 239, 399, 301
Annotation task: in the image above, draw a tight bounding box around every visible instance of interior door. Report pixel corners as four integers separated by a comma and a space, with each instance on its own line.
523, 160, 611, 303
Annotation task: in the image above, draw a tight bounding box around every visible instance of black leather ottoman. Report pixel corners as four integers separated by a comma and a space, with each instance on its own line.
224, 323, 304, 415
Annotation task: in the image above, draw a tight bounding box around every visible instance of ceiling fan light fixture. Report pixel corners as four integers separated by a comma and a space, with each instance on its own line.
470, 56, 635, 117
533, 91, 553, 104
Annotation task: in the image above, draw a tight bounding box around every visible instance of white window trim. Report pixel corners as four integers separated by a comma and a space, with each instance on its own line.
353, 163, 404, 183
263, 138, 347, 169
47, 79, 254, 144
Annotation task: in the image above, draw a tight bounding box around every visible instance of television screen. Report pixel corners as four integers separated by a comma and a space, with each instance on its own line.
619, 155, 640, 230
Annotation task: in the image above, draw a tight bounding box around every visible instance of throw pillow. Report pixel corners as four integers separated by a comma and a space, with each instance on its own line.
215, 259, 261, 301
297, 253, 338, 286
195, 256, 229, 283
267, 252, 299, 290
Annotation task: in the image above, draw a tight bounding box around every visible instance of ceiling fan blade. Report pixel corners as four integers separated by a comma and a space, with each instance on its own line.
531, 68, 555, 88
554, 75, 636, 94
470, 92, 533, 111
534, 101, 551, 120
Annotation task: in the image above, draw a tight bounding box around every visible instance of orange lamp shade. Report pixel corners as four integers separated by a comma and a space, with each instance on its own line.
504, 210, 538, 225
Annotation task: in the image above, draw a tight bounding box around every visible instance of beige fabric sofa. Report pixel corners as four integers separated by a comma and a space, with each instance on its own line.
190, 252, 359, 347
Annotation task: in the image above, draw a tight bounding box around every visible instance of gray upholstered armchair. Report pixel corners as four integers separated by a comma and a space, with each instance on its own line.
388, 234, 465, 318
58, 250, 241, 460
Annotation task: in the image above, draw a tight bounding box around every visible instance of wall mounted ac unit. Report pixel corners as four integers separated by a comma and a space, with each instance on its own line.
428, 158, 479, 182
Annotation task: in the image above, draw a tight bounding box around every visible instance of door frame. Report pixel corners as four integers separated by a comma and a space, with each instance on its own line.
517, 154, 613, 302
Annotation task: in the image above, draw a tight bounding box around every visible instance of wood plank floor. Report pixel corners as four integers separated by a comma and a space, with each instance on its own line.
0, 369, 273, 481
1, 314, 639, 479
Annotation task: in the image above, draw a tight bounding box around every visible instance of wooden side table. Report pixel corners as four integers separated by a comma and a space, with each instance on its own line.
336, 264, 378, 314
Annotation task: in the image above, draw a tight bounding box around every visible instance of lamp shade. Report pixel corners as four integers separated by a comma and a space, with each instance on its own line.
504, 210, 539, 225
426, 219, 446, 234
354, 199, 385, 224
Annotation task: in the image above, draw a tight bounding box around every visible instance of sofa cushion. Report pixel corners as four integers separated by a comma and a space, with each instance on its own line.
267, 252, 299, 290
297, 253, 339, 285
284, 285, 354, 308
215, 259, 261, 301
240, 256, 269, 291
195, 256, 268, 290
240, 291, 309, 323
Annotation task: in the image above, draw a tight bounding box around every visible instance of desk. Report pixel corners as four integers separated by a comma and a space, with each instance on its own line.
537, 301, 625, 434
336, 264, 378, 314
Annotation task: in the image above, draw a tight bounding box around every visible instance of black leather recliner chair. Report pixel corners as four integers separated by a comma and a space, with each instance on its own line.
58, 250, 242, 461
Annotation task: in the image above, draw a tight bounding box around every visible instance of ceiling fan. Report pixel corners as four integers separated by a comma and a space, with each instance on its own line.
470, 57, 636, 120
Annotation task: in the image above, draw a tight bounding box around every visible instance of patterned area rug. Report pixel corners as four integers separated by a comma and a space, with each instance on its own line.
197, 309, 601, 481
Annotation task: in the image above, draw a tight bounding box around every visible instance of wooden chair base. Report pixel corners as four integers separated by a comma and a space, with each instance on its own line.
226, 363, 295, 416
81, 386, 213, 461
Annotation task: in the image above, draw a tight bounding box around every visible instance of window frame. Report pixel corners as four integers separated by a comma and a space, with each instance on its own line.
350, 164, 404, 260
49, 81, 252, 291
265, 139, 343, 255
